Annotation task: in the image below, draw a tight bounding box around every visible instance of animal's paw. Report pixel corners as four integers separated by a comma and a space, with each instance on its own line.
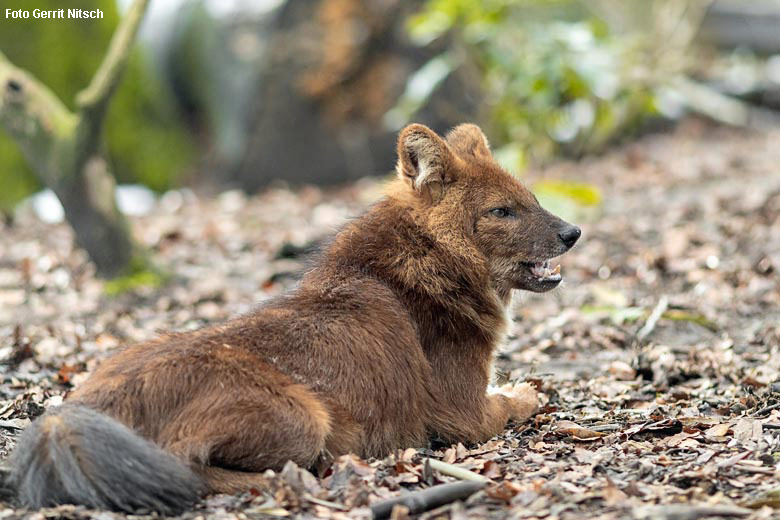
488, 381, 539, 422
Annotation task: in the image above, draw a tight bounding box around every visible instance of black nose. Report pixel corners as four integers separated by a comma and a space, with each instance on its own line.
558, 225, 581, 249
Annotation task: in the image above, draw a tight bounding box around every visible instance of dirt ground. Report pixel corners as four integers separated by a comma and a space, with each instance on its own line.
0, 119, 779, 519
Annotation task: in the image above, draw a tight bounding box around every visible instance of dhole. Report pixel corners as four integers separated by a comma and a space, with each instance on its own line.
7, 123, 580, 514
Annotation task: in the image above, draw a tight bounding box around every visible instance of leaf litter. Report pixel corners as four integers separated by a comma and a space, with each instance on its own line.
0, 120, 779, 519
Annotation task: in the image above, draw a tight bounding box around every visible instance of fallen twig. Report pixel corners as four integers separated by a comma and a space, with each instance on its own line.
734, 463, 775, 475
370, 480, 486, 519
638, 295, 669, 342
425, 459, 490, 483
716, 452, 751, 469
635, 504, 752, 519
588, 423, 622, 433
303, 494, 349, 511
752, 402, 780, 417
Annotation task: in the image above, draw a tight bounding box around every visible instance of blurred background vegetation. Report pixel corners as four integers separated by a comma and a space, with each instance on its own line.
0, 0, 194, 210
2, 0, 780, 213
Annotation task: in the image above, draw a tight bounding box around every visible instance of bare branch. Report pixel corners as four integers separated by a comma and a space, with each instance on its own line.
638, 295, 668, 342
370, 480, 486, 519
425, 459, 490, 483
0, 51, 77, 185
75, 0, 149, 146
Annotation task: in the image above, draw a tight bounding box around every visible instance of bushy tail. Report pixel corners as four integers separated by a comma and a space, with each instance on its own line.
7, 404, 204, 515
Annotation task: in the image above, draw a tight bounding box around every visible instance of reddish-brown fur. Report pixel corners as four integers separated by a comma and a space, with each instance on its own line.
65, 123, 580, 495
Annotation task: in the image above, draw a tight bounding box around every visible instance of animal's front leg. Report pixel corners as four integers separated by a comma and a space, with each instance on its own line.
430, 382, 539, 444
486, 381, 539, 423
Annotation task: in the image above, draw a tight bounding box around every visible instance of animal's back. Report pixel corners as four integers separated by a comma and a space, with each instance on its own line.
9, 270, 433, 513
70, 269, 433, 458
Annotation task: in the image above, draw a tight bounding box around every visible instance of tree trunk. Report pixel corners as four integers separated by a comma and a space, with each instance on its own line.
232, 0, 480, 190
0, 0, 150, 278
55, 155, 136, 276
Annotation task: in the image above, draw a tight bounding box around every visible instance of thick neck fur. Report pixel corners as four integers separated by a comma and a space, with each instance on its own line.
306, 184, 506, 353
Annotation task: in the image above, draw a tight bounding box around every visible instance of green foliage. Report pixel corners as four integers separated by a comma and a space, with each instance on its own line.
581, 304, 647, 325
407, 0, 671, 163
662, 309, 717, 332
534, 180, 601, 206
103, 253, 169, 295
582, 305, 717, 331
533, 179, 602, 222
406, 1, 711, 215
384, 53, 458, 130
0, 0, 194, 210
103, 268, 167, 295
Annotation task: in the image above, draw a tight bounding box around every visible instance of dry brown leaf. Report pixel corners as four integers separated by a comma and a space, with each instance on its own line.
485, 481, 523, 503
481, 460, 502, 480
455, 443, 468, 460
603, 478, 629, 506
400, 448, 417, 462
555, 420, 607, 441
608, 360, 636, 380
442, 447, 457, 464
733, 418, 762, 443
662, 432, 699, 448
704, 423, 730, 438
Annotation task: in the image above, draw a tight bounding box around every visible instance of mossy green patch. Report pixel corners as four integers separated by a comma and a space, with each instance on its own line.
581, 305, 718, 332
103, 254, 170, 295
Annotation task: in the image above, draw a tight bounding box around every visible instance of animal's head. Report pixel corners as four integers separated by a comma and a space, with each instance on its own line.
394, 123, 580, 294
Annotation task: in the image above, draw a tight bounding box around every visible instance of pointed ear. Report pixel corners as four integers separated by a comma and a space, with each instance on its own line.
396, 124, 455, 203
445, 123, 492, 160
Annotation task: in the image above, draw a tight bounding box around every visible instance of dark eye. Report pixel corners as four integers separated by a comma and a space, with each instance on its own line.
489, 207, 513, 218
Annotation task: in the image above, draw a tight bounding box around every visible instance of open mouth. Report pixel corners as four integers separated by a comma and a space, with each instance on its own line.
528, 259, 562, 284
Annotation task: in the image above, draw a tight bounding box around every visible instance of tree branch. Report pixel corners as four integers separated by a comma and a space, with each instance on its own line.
370, 481, 486, 519
75, 0, 149, 147
0, 50, 77, 186
425, 459, 490, 483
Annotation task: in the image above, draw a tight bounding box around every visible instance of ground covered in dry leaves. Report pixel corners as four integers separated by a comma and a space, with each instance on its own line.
0, 120, 779, 519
